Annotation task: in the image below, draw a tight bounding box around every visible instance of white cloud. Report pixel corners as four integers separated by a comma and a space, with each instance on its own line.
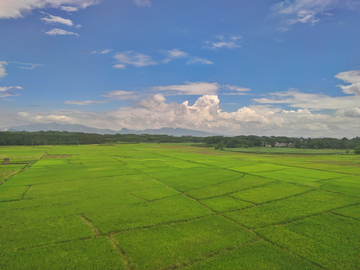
17, 112, 76, 124
113, 51, 157, 68
2, 93, 360, 137
0, 61, 8, 80
60, 6, 79, 13
101, 90, 138, 100
113, 64, 126, 69
272, 0, 360, 26
91, 49, 112, 54
203, 36, 242, 50
64, 100, 106, 105
187, 58, 214, 65
253, 89, 360, 110
0, 86, 23, 98
11, 61, 44, 70
161, 49, 189, 64
45, 28, 79, 36
151, 82, 220, 95
0, 0, 101, 19
0, 86, 23, 92
133, 0, 151, 8
335, 70, 360, 95
223, 84, 251, 92
41, 13, 73, 26
277, 26, 291, 32
273, 0, 359, 15
288, 10, 320, 25
106, 94, 360, 137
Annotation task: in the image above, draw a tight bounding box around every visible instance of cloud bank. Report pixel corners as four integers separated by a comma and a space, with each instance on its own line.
3, 93, 360, 137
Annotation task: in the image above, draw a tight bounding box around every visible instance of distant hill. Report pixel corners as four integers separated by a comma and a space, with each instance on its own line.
8, 123, 118, 135
8, 123, 215, 137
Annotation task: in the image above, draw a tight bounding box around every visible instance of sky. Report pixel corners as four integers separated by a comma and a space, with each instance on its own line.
1, 0, 360, 137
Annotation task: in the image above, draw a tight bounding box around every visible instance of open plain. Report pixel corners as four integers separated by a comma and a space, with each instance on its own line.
0, 144, 359, 269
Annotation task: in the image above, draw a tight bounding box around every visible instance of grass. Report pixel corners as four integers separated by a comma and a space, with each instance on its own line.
0, 237, 126, 270
0, 143, 359, 269
200, 196, 253, 212
255, 213, 360, 269
230, 182, 313, 204
224, 190, 359, 228
114, 215, 257, 270
185, 240, 320, 270
0, 215, 94, 253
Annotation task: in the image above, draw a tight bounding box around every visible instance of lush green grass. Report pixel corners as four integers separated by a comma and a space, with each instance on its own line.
332, 204, 360, 220
255, 213, 360, 269
230, 181, 313, 204
114, 215, 257, 270
84, 195, 213, 234
185, 175, 274, 199
185, 240, 320, 270
320, 176, 360, 197
224, 190, 359, 228
0, 237, 126, 270
0, 143, 359, 269
0, 216, 94, 253
200, 195, 253, 212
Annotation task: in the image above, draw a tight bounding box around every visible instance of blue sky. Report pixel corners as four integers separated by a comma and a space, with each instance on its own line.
1, 0, 360, 137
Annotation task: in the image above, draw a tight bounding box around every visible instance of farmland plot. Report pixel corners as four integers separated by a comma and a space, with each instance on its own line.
0, 143, 359, 269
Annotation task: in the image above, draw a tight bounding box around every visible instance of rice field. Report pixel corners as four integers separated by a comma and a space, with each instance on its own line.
0, 143, 359, 269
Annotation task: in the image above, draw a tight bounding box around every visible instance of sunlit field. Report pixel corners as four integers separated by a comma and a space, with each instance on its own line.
1, 144, 359, 269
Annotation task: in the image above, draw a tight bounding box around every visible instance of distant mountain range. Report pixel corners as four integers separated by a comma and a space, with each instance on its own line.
7, 123, 216, 137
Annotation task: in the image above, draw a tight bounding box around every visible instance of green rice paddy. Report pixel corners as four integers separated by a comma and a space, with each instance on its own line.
1, 143, 359, 269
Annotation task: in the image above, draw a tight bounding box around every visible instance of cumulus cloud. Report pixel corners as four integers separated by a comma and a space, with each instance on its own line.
101, 90, 138, 100
113, 51, 157, 68
45, 28, 79, 36
151, 82, 220, 95
0, 0, 101, 19
105, 94, 360, 137
161, 49, 189, 64
203, 36, 242, 50
0, 61, 8, 80
64, 100, 106, 105
2, 93, 360, 137
91, 49, 112, 54
335, 70, 360, 95
133, 0, 151, 8
41, 13, 73, 26
187, 58, 214, 65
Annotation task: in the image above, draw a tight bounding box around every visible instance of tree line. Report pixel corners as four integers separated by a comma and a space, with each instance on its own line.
203, 135, 360, 150
0, 131, 359, 151
0, 131, 202, 146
